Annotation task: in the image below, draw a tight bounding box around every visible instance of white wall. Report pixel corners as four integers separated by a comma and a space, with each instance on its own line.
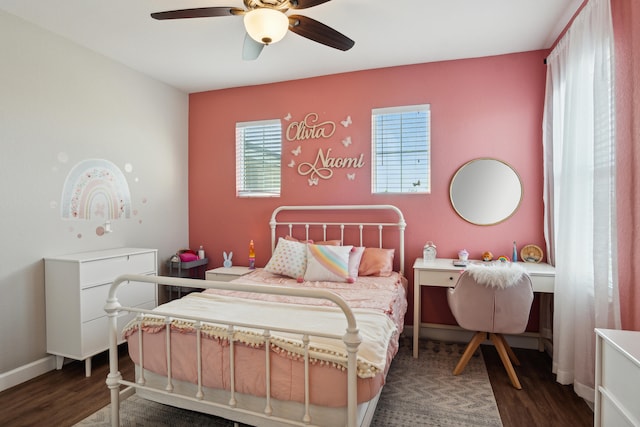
0, 10, 189, 383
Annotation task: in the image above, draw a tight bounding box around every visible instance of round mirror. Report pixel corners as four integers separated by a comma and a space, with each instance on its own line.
449, 158, 523, 225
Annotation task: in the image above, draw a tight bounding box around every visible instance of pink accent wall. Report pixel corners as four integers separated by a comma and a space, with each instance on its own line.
613, 0, 640, 331
189, 50, 548, 326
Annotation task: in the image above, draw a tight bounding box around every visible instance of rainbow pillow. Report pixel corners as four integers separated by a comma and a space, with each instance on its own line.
304, 243, 353, 282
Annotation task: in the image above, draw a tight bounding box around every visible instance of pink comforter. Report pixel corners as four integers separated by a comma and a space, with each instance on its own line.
124, 270, 407, 407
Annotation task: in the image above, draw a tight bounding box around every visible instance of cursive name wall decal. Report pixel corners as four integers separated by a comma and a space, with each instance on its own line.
286, 112, 366, 187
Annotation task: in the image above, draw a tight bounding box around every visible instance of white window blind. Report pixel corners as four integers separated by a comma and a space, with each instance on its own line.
371, 104, 431, 194
236, 119, 282, 197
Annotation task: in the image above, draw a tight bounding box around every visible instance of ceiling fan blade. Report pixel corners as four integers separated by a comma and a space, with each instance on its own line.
242, 33, 265, 61
288, 15, 354, 51
289, 0, 333, 9
151, 7, 244, 20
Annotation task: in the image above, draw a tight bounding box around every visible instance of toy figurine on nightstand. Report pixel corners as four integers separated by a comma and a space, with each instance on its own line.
423, 241, 437, 262
223, 251, 233, 268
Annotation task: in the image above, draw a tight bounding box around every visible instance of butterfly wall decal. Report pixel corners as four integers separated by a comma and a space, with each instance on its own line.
308, 177, 319, 186
342, 137, 352, 147
288, 159, 296, 168
347, 173, 356, 181
291, 146, 301, 156
341, 116, 352, 128
284, 113, 292, 121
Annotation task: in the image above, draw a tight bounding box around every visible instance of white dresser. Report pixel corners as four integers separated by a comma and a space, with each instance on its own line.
595, 328, 640, 427
45, 247, 158, 376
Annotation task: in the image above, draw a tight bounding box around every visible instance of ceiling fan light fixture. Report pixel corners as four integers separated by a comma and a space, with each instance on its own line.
244, 8, 289, 45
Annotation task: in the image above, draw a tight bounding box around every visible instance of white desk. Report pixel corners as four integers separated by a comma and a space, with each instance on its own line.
413, 258, 555, 358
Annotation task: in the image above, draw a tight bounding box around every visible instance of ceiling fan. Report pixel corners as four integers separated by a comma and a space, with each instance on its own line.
151, 0, 355, 60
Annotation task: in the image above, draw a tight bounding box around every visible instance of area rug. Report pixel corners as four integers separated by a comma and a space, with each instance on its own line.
75, 338, 502, 427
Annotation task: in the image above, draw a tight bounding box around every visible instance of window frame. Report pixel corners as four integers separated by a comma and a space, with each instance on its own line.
371, 104, 431, 195
235, 119, 282, 198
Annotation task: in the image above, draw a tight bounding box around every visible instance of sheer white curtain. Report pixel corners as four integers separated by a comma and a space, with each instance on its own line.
542, 0, 620, 402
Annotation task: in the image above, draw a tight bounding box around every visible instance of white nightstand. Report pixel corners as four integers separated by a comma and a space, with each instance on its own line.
206, 266, 253, 282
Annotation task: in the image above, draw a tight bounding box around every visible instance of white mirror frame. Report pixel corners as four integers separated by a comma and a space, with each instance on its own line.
449, 158, 523, 226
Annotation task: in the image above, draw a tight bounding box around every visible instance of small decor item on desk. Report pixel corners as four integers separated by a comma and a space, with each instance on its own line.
497, 255, 510, 263
423, 241, 437, 262
482, 251, 493, 262
198, 245, 205, 260
453, 248, 469, 266
249, 240, 256, 269
521, 244, 543, 263
512, 241, 518, 262
223, 251, 233, 268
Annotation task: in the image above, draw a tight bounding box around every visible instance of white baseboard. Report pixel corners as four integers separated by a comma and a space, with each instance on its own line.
405, 323, 544, 351
0, 356, 56, 392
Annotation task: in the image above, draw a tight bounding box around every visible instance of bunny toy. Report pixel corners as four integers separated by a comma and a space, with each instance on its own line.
223, 251, 233, 268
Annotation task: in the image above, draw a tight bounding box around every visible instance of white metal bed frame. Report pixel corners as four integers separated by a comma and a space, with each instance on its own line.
105, 205, 406, 427
270, 205, 406, 275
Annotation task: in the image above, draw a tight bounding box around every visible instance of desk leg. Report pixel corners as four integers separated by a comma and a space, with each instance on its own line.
413, 282, 420, 358
538, 293, 552, 352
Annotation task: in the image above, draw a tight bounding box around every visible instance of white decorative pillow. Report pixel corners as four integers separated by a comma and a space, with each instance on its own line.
348, 247, 365, 280
264, 237, 307, 279
304, 244, 353, 282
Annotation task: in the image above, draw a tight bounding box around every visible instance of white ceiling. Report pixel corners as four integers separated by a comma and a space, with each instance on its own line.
0, 0, 583, 93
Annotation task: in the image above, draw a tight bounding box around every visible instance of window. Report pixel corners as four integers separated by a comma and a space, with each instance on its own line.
371, 105, 431, 194
236, 119, 282, 197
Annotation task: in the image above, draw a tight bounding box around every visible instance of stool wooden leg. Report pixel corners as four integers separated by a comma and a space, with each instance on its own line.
453, 332, 487, 375
497, 333, 521, 366
490, 333, 522, 389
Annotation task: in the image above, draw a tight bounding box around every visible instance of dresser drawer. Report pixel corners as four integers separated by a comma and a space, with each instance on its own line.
80, 251, 156, 288
600, 394, 635, 427
416, 270, 460, 287
601, 340, 640, 422
81, 277, 156, 322
82, 316, 109, 356
81, 300, 156, 356
531, 275, 554, 293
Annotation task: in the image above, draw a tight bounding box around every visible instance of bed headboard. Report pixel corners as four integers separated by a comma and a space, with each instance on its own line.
269, 205, 407, 275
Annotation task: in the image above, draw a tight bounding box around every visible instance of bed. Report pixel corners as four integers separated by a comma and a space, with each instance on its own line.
105, 205, 407, 427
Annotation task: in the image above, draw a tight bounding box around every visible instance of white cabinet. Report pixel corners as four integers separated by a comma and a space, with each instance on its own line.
595, 328, 640, 427
45, 247, 157, 376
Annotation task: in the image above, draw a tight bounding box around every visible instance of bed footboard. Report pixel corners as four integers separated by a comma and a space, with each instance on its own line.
104, 274, 364, 427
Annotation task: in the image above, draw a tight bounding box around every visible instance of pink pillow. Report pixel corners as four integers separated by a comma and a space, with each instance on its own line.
179, 252, 198, 262
358, 248, 395, 277
284, 235, 313, 244
315, 240, 341, 246
284, 236, 341, 246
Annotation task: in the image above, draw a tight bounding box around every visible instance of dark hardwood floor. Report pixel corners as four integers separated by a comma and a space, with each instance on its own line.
0, 343, 593, 427
482, 344, 593, 427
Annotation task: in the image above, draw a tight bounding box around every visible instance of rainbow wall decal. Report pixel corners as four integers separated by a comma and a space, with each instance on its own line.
61, 159, 131, 220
